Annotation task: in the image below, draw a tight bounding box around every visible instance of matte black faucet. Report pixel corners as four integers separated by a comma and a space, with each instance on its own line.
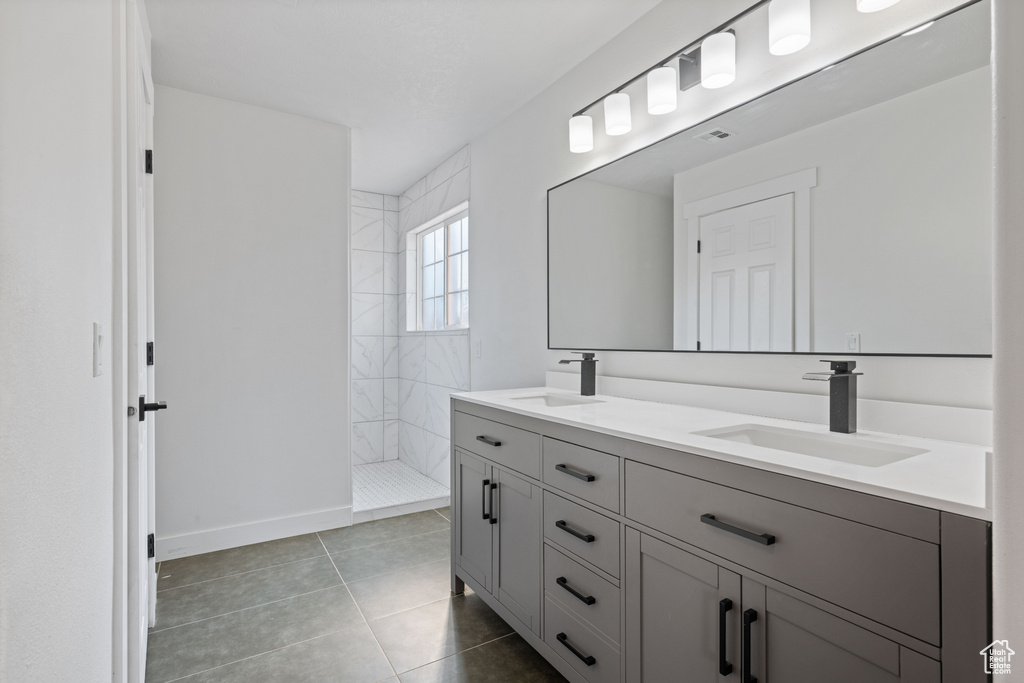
559, 352, 597, 396
802, 360, 863, 434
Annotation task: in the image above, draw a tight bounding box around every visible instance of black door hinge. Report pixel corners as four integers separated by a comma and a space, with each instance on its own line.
697, 341, 702, 351
697, 239, 702, 254
147, 533, 155, 559
147, 342, 154, 366
145, 150, 153, 174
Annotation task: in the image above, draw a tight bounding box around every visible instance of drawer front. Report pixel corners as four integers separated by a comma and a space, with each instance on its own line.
624, 460, 940, 645
544, 492, 620, 578
453, 411, 541, 479
544, 597, 621, 683
544, 544, 620, 644
542, 438, 620, 513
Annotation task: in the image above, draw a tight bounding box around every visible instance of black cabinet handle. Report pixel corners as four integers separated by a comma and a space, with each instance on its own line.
701, 514, 776, 546
489, 483, 497, 525
555, 520, 595, 543
743, 608, 758, 683
555, 463, 596, 482
476, 435, 501, 447
556, 576, 596, 606
720, 598, 734, 676
556, 632, 596, 666
481, 479, 491, 520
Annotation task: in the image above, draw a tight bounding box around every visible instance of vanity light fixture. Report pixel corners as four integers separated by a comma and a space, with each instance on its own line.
902, 21, 934, 36
604, 92, 632, 135
568, 115, 593, 153
857, 0, 900, 12
701, 31, 736, 89
769, 0, 811, 55
647, 66, 678, 115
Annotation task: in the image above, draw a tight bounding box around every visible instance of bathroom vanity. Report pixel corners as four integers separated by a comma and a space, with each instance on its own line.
449, 389, 990, 683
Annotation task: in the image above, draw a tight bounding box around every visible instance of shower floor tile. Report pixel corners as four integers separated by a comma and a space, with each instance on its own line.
352, 460, 449, 518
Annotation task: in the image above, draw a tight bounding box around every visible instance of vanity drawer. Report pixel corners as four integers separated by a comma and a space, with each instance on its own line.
453, 411, 541, 480
624, 460, 941, 645
544, 597, 620, 683
545, 544, 620, 644
544, 491, 620, 578
542, 438, 619, 513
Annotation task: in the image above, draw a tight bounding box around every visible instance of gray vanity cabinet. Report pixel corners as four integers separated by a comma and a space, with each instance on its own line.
453, 447, 542, 634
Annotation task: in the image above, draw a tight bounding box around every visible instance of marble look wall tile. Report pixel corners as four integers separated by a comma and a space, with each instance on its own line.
425, 334, 470, 390
352, 379, 385, 422
351, 190, 384, 210
398, 422, 427, 473
351, 294, 384, 337
351, 249, 384, 294
398, 335, 426, 382
383, 378, 399, 420
422, 182, 450, 225
384, 211, 400, 254
424, 432, 451, 488
351, 336, 384, 380
399, 193, 413, 211
448, 167, 470, 208
424, 383, 453, 439
425, 145, 469, 194
384, 294, 400, 336
384, 194, 399, 212
383, 420, 400, 461
383, 337, 399, 378
405, 177, 427, 203
400, 197, 427, 234
351, 206, 384, 251
352, 421, 384, 465
397, 250, 407, 294
383, 253, 399, 295
398, 379, 427, 429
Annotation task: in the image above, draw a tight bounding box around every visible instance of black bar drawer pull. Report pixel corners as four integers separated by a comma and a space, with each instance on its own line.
476, 435, 501, 447
720, 598, 733, 676
555, 520, 595, 543
481, 479, 491, 520
743, 609, 758, 683
556, 576, 596, 606
556, 632, 596, 666
555, 463, 596, 482
701, 514, 776, 546
489, 483, 498, 525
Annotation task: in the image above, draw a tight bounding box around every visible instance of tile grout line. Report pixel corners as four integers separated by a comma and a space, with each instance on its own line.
397, 632, 519, 678
317, 531, 400, 680
156, 552, 328, 594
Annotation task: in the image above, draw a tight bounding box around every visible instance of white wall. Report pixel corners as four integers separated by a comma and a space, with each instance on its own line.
0, 1, 116, 680
468, 0, 991, 411
549, 179, 673, 349
673, 67, 991, 355
153, 87, 351, 558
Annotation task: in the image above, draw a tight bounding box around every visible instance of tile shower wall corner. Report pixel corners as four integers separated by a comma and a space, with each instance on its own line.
351, 190, 401, 465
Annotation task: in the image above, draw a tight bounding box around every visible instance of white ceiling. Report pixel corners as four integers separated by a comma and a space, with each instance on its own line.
145, 0, 661, 195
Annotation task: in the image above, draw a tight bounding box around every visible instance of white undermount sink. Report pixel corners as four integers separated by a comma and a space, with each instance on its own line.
693, 423, 928, 467
509, 393, 605, 408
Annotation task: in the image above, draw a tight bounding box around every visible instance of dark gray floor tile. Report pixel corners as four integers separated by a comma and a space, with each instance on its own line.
434, 506, 451, 521
153, 556, 342, 631
158, 534, 326, 590
319, 511, 449, 555
331, 530, 449, 582
369, 593, 514, 674
178, 624, 395, 683
347, 559, 452, 622
398, 633, 567, 683
145, 586, 362, 683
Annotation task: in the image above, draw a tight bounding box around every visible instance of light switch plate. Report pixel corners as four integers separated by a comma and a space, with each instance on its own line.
846, 333, 861, 353
473, 339, 482, 358
93, 322, 104, 377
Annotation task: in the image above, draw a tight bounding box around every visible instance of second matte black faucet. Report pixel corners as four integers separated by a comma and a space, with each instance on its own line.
559, 352, 597, 396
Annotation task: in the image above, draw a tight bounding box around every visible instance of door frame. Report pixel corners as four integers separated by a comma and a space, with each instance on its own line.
675, 168, 817, 351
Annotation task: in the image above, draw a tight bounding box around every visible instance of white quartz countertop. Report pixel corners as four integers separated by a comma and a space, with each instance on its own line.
453, 387, 991, 521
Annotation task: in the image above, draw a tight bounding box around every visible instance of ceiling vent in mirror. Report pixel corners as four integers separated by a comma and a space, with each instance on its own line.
694, 128, 735, 143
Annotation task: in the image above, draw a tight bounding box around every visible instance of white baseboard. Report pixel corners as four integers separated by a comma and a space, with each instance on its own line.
352, 495, 450, 524
547, 371, 992, 447
155, 506, 353, 562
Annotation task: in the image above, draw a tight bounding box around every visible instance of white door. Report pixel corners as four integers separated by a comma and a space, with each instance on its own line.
126, 7, 157, 682
698, 194, 794, 351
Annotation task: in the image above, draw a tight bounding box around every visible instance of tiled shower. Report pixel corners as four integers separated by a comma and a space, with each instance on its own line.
350, 146, 470, 517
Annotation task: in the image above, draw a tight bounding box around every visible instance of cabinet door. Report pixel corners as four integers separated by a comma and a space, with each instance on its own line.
751, 583, 940, 683
626, 529, 741, 683
493, 467, 542, 633
454, 450, 493, 591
